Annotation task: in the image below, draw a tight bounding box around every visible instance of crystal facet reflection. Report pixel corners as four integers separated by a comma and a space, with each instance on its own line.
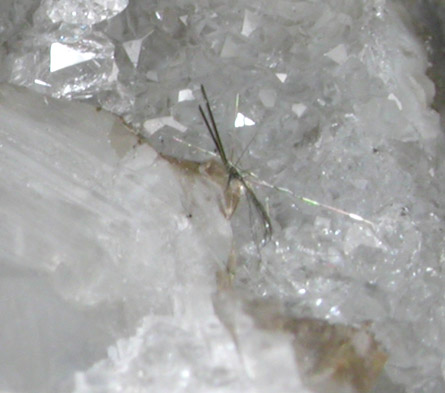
44, 0, 129, 24
50, 42, 96, 72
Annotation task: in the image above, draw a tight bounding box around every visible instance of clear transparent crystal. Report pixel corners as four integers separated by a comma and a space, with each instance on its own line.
43, 0, 129, 25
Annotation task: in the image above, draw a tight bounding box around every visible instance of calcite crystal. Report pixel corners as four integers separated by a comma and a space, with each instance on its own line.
0, 84, 232, 392
2, 0, 445, 392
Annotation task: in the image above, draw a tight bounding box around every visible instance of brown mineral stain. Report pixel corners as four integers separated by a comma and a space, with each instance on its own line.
160, 154, 242, 219
242, 298, 387, 393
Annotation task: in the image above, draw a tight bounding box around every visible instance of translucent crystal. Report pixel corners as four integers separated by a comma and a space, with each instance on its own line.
143, 116, 188, 135
259, 89, 277, 108
136, 30, 180, 75
122, 37, 144, 67
241, 9, 261, 37
43, 0, 129, 25
276, 73, 288, 83
324, 44, 348, 65
1, 0, 445, 392
0, 83, 232, 392
9, 27, 115, 99
292, 103, 307, 118
221, 36, 241, 58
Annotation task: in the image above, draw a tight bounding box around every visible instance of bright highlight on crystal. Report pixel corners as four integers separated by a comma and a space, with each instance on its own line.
234, 112, 255, 127
44, 0, 129, 24
388, 93, 403, 110
241, 9, 259, 37
50, 43, 96, 72
178, 89, 195, 102
123, 38, 144, 67
275, 73, 287, 83
34, 79, 51, 87
143, 116, 188, 135
292, 103, 307, 118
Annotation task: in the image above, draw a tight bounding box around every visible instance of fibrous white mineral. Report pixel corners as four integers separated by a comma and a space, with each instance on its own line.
0, 84, 232, 392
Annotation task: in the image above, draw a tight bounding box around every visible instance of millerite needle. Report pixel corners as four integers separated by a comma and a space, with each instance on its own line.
198, 85, 273, 244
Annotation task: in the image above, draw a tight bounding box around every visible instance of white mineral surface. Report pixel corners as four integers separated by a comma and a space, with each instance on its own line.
0, 84, 234, 392
0, 0, 445, 392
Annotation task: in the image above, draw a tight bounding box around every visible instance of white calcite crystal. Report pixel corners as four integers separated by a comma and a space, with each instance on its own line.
1, 0, 445, 392
0, 84, 233, 392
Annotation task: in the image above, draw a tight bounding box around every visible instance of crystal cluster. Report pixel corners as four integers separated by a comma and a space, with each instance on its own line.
43, 0, 128, 25
0, 0, 445, 392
